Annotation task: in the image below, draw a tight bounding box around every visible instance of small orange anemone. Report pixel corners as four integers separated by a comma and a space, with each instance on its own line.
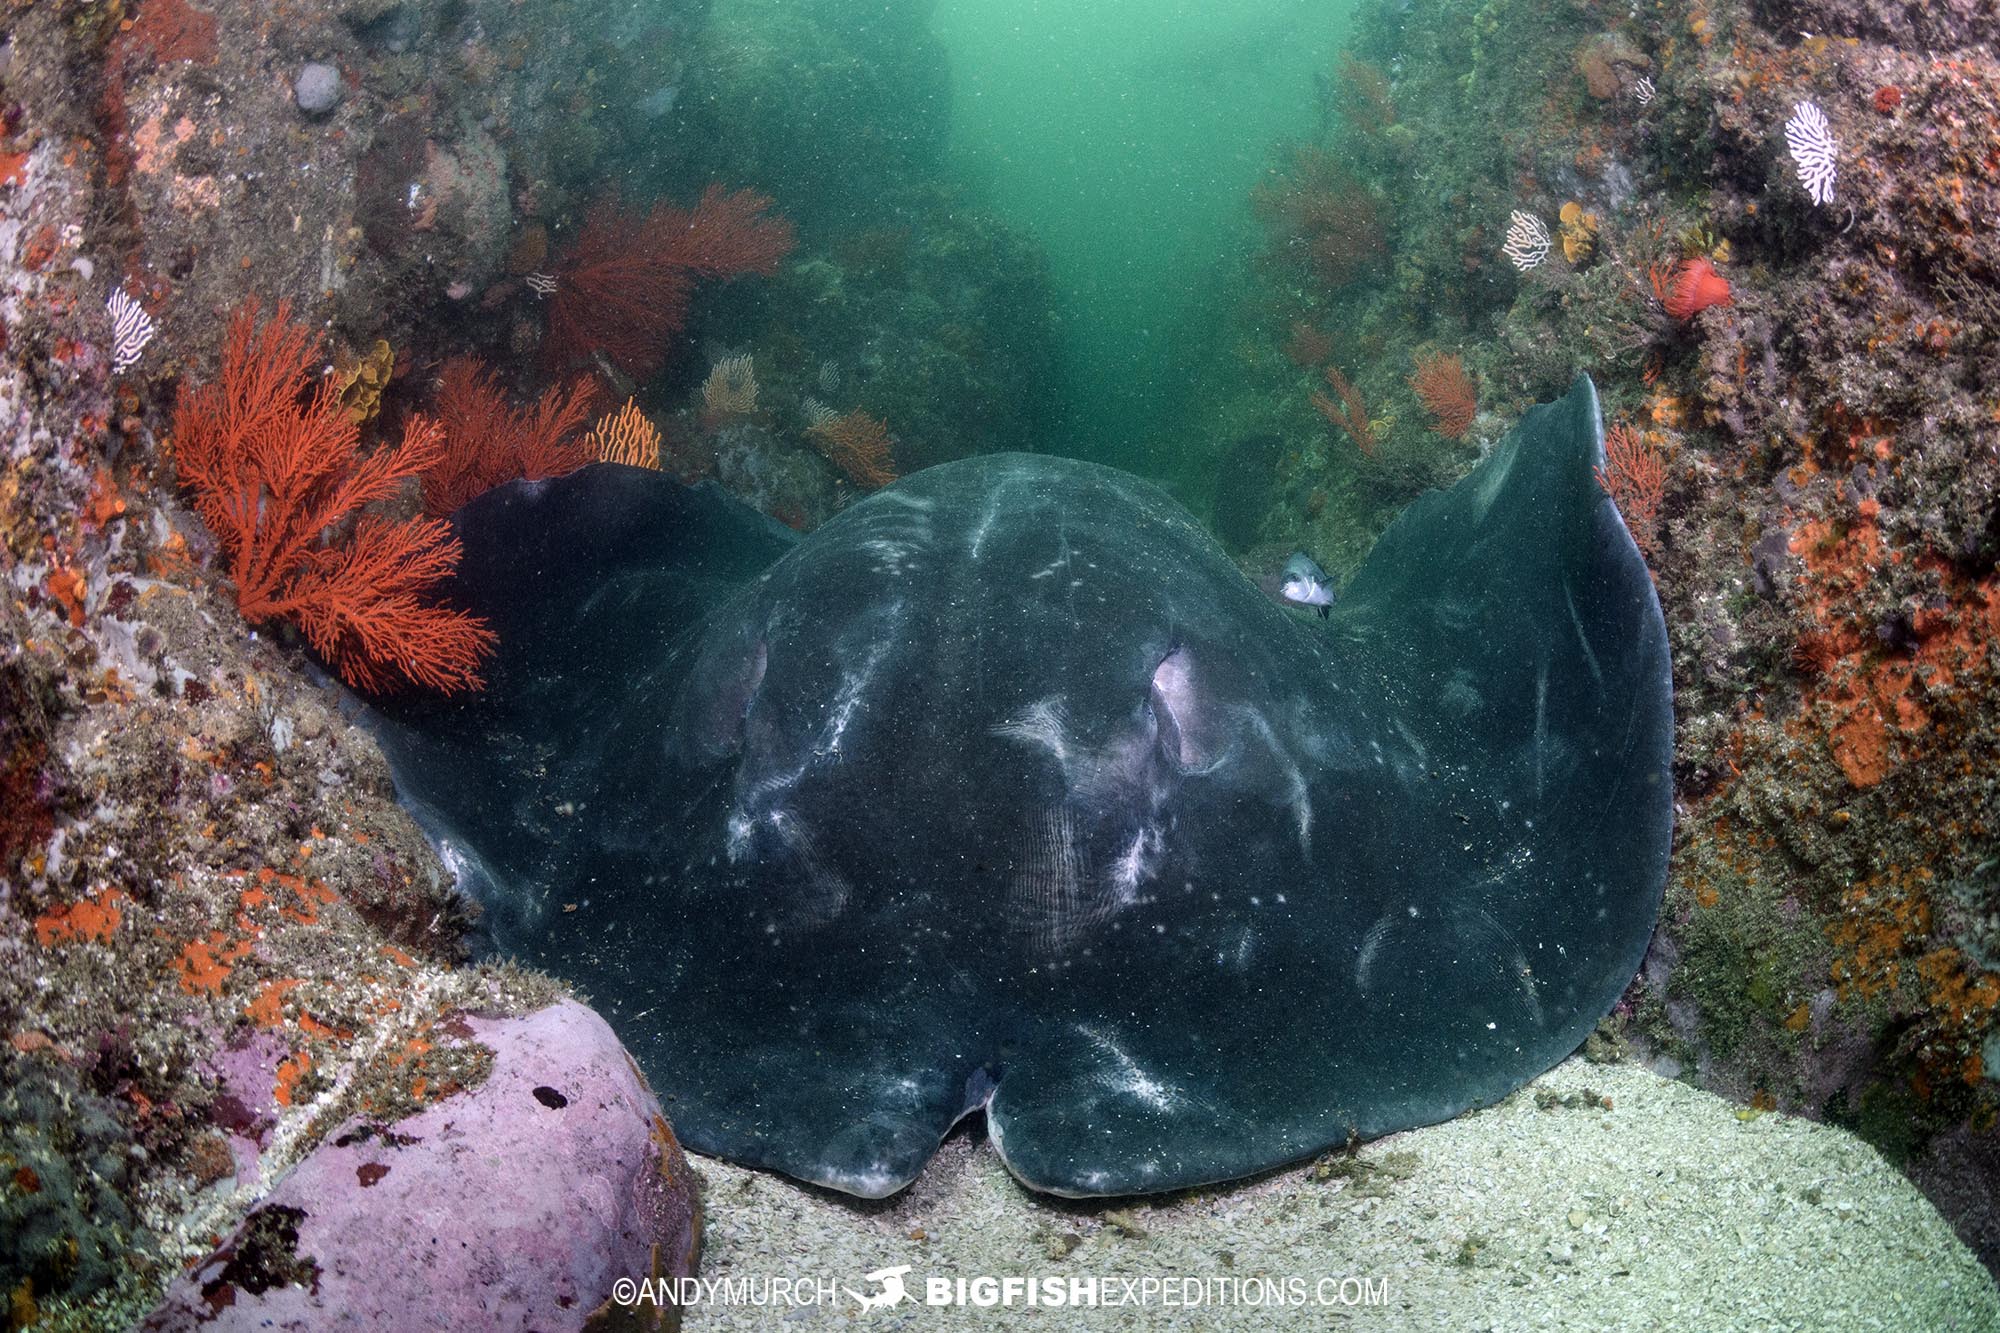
1661, 257, 1733, 320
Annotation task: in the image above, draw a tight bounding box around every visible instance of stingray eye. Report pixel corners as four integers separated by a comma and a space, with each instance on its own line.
1149, 647, 1199, 770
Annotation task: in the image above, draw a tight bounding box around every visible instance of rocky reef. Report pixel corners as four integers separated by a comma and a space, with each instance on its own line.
1177, 0, 2000, 1273
1, 0, 1997, 1323
0, 0, 1055, 1324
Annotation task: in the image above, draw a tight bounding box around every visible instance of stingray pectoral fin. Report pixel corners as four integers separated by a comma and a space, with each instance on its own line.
605, 967, 981, 1200
983, 1011, 1342, 1197
809, 1112, 954, 1199
434, 465, 796, 695
1304, 373, 1672, 1130
359, 466, 796, 952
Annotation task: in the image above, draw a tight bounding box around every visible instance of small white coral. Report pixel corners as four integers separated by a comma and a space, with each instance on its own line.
701, 352, 758, 418
106, 288, 155, 374
1784, 100, 1838, 206
1502, 211, 1552, 271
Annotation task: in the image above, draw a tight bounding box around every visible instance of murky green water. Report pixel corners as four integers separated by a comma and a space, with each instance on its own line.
931, 0, 1351, 475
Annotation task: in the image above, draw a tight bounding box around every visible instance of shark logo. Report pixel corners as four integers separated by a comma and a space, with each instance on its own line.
845, 1265, 913, 1314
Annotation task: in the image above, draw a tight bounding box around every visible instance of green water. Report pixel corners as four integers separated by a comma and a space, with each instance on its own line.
931, 0, 1351, 476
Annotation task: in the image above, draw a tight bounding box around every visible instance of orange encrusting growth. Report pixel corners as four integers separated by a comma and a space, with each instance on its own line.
172, 299, 494, 694
273, 1051, 313, 1107
1785, 492, 2000, 790
32, 890, 129, 947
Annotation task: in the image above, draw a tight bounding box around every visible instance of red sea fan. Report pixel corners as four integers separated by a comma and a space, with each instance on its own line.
420, 356, 598, 516
543, 199, 693, 380
1284, 321, 1333, 368
807, 408, 898, 488
1252, 146, 1386, 293
1309, 364, 1375, 456
1595, 422, 1667, 563
173, 300, 494, 693
511, 377, 602, 480
1408, 351, 1478, 439
543, 185, 796, 380
655, 183, 797, 278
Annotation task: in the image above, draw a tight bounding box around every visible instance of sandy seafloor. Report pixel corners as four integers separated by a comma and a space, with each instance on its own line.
681, 1058, 1998, 1330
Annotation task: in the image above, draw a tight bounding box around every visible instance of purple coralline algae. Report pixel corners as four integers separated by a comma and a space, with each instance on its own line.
141, 1001, 700, 1331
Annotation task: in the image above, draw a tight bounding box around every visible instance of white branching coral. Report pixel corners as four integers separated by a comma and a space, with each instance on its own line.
1502, 211, 1553, 270
106, 289, 155, 374
701, 353, 758, 418
1784, 100, 1838, 206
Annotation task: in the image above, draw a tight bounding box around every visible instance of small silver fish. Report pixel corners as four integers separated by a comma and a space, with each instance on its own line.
1280, 552, 1336, 618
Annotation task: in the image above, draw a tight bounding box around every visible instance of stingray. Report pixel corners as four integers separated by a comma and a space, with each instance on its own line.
363, 375, 1672, 1198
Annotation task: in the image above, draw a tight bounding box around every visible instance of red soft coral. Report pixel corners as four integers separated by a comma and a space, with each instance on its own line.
543, 184, 795, 380
419, 356, 598, 516
173, 299, 494, 693
1408, 350, 1478, 439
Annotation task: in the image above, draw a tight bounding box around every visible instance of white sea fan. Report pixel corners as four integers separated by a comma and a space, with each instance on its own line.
106, 289, 155, 374
1784, 100, 1838, 206
800, 396, 840, 431
1632, 76, 1656, 107
701, 352, 758, 418
1501, 210, 1552, 271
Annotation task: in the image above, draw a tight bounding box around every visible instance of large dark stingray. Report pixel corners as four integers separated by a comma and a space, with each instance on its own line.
364, 375, 1672, 1198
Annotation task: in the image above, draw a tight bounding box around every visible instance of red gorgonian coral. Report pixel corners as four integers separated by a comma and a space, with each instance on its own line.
1595, 421, 1667, 563
543, 184, 796, 380
173, 300, 494, 693
806, 408, 899, 489
419, 356, 599, 516
1284, 321, 1334, 368
1309, 364, 1375, 457
1408, 351, 1478, 439
1252, 146, 1386, 293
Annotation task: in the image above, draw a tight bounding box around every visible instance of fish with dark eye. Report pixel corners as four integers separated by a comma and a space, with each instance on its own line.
1279, 551, 1337, 617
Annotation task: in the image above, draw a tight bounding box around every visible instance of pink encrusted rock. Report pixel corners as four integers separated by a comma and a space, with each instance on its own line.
144, 999, 700, 1331
199, 1027, 293, 1190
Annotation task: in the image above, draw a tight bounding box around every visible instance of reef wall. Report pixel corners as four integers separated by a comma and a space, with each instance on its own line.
0, 0, 1057, 1324
1189, 0, 2000, 1271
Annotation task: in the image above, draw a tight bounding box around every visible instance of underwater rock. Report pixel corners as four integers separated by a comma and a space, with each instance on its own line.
292, 63, 342, 116
366, 376, 1672, 1198
354, 114, 512, 300
140, 1001, 699, 1331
